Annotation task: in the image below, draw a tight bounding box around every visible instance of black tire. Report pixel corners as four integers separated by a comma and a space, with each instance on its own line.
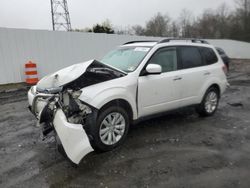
88, 105, 130, 152
196, 87, 220, 117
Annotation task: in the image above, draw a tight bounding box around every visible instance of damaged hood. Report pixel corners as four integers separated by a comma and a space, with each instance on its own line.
37, 60, 126, 91
37, 60, 93, 89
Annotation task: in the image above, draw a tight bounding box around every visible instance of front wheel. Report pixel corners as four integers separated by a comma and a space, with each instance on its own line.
89, 105, 130, 152
196, 87, 220, 117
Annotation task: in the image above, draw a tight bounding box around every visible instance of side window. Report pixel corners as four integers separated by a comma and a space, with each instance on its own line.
148, 48, 177, 73
179, 46, 204, 69
200, 47, 218, 65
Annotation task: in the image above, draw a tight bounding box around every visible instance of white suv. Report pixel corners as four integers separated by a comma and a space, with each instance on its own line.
28, 39, 228, 164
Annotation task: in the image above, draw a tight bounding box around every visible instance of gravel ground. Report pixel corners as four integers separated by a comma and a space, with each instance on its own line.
0, 60, 250, 188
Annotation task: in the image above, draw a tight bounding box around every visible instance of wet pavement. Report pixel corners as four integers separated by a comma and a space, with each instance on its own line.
0, 60, 250, 188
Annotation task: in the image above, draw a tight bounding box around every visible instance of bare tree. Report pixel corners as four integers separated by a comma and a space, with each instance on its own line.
144, 13, 171, 37
115, 26, 134, 35
112, 0, 250, 42
235, 0, 250, 12
215, 3, 231, 38
131, 25, 146, 36
178, 9, 195, 38
170, 21, 180, 37
233, 0, 250, 40
194, 9, 218, 38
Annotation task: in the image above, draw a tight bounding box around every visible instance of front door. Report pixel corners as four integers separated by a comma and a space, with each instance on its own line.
138, 47, 182, 118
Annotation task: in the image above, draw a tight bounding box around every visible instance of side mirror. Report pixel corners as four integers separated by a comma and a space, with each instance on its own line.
146, 64, 162, 75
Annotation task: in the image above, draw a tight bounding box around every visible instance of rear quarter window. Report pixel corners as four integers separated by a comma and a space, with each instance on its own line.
199, 47, 218, 65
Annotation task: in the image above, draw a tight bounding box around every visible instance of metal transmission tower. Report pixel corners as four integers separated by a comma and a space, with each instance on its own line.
50, 0, 72, 31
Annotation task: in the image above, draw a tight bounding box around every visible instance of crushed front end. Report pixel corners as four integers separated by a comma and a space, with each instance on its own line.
28, 86, 94, 164
27, 60, 126, 164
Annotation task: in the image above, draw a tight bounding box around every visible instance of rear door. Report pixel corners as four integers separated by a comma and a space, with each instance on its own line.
177, 46, 209, 106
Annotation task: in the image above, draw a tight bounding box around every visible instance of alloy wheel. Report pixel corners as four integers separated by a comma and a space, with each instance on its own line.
204, 91, 218, 113
99, 112, 126, 145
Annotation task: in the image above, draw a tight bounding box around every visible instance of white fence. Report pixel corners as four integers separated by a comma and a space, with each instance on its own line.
0, 27, 250, 85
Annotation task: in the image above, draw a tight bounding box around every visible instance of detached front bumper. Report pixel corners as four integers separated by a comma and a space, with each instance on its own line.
53, 109, 93, 164
28, 86, 94, 164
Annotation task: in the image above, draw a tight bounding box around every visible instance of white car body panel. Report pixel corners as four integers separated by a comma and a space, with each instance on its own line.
53, 109, 93, 164
78, 75, 138, 119
28, 87, 36, 106
177, 66, 211, 107
138, 71, 182, 117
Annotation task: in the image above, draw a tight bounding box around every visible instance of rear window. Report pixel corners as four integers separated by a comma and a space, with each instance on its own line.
179, 46, 204, 69
200, 47, 218, 65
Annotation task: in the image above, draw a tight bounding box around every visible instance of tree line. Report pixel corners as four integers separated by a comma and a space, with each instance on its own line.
75, 0, 250, 42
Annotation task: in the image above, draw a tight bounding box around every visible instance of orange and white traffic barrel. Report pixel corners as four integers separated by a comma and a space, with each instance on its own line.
25, 61, 39, 84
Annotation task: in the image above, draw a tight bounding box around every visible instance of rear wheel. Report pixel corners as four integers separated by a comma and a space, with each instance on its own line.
89, 105, 130, 152
196, 87, 219, 117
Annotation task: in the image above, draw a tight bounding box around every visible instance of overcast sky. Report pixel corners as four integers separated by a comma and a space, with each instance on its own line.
0, 0, 236, 31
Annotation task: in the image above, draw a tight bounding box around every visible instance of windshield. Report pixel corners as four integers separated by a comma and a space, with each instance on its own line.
101, 47, 151, 72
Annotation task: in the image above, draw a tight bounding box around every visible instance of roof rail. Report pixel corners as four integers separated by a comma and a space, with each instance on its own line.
158, 38, 209, 44
123, 40, 158, 45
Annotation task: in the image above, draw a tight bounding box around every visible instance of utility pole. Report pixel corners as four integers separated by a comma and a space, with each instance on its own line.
50, 0, 72, 31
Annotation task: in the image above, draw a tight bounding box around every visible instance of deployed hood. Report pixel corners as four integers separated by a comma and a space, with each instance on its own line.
37, 60, 126, 91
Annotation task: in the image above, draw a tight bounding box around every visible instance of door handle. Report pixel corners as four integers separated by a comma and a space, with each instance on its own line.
204, 71, 211, 76
173, 76, 182, 81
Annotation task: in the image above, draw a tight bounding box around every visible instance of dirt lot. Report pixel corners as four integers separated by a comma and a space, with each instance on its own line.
1, 60, 250, 188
